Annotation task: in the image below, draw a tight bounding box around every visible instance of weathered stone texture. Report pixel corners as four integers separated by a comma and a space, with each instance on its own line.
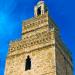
5, 1, 73, 75
5, 45, 56, 75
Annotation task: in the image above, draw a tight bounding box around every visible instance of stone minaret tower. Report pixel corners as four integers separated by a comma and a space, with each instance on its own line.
5, 0, 73, 75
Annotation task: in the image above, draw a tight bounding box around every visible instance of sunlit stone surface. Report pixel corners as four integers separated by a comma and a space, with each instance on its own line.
5, 1, 73, 75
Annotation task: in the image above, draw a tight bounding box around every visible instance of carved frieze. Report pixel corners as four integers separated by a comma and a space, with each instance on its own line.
22, 13, 48, 33
9, 31, 52, 53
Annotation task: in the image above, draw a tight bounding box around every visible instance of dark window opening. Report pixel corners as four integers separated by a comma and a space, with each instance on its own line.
25, 55, 31, 71
37, 7, 41, 16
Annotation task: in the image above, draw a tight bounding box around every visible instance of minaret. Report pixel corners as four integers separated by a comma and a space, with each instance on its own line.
5, 0, 73, 75
34, 0, 48, 17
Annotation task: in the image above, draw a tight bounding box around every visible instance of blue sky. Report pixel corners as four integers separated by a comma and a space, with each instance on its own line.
0, 0, 75, 75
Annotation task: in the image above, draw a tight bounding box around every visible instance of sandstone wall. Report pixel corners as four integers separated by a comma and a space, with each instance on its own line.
5, 45, 56, 75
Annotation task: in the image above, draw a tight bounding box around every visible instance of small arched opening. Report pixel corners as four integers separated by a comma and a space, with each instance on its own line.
25, 55, 31, 71
37, 6, 41, 16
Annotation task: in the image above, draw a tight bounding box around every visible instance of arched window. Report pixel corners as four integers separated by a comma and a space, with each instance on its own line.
25, 55, 31, 71
37, 6, 41, 16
